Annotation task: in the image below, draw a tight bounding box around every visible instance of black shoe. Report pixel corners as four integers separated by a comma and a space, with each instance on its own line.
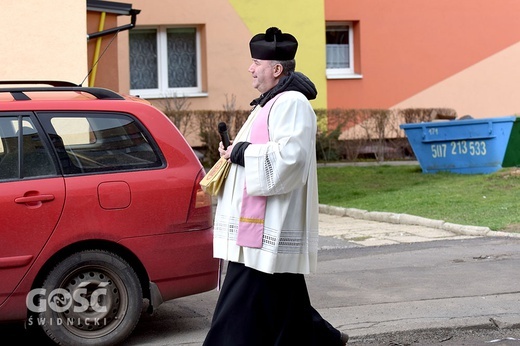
340, 331, 349, 344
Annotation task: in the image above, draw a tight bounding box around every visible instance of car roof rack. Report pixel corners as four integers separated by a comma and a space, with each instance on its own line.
0, 80, 125, 100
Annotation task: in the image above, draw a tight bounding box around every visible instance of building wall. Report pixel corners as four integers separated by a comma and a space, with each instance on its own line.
325, 0, 520, 118
117, 0, 258, 111
0, 0, 87, 83
5, 1, 520, 121
229, 0, 327, 109
117, 0, 327, 110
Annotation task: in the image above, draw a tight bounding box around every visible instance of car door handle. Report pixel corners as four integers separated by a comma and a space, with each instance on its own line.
15, 194, 55, 204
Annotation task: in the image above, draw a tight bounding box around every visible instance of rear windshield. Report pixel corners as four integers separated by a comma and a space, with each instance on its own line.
38, 112, 164, 174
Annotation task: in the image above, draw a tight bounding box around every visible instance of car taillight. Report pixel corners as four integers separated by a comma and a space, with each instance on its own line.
187, 169, 213, 229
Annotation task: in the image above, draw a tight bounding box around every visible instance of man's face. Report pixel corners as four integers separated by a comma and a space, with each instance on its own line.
248, 59, 278, 93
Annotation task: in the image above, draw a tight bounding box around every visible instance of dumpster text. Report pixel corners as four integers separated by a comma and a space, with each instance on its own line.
431, 140, 487, 158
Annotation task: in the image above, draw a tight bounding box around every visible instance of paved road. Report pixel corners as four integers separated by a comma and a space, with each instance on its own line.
3, 207, 520, 345
121, 208, 520, 345
120, 235, 520, 346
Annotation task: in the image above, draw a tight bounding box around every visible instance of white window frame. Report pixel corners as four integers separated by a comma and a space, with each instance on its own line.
130, 26, 205, 99
326, 22, 362, 80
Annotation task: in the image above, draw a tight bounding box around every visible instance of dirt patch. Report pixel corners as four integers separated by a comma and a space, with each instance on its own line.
501, 224, 520, 233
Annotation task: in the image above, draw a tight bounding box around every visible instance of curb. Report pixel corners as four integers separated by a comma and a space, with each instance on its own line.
318, 204, 520, 238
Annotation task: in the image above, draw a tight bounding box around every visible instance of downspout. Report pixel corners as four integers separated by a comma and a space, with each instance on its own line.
89, 11, 106, 87
87, 9, 140, 40
87, 9, 141, 87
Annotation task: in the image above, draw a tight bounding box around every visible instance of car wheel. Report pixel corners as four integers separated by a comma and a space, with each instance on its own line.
38, 250, 142, 346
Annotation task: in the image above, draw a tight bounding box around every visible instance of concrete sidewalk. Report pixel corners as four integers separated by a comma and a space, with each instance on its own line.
318, 204, 519, 246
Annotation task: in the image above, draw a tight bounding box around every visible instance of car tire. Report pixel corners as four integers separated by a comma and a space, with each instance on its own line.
37, 249, 142, 346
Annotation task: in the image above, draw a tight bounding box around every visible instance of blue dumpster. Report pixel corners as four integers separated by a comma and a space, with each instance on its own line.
400, 116, 516, 174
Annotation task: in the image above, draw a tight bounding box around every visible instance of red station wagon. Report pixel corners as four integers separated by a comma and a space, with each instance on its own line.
0, 81, 219, 345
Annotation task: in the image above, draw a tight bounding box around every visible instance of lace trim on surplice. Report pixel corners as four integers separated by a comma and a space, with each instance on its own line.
214, 215, 318, 255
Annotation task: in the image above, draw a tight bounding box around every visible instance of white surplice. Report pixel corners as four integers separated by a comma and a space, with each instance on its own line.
213, 91, 319, 274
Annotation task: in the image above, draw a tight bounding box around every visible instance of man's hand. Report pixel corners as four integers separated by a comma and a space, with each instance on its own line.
219, 141, 234, 162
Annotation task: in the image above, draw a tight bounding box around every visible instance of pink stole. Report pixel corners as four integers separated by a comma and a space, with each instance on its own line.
236, 93, 284, 248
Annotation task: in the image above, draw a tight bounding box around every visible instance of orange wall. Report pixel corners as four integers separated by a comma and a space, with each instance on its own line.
325, 0, 520, 114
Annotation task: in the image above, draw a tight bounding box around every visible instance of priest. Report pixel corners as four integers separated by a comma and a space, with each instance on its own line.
203, 27, 349, 346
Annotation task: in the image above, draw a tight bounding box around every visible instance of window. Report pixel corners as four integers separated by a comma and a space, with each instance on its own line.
39, 112, 163, 174
129, 27, 203, 98
326, 23, 360, 79
0, 116, 56, 180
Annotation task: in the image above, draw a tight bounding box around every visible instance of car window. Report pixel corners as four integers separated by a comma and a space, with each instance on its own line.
39, 112, 163, 174
0, 116, 57, 180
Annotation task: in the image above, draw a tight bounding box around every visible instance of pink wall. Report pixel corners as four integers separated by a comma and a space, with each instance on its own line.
325, 0, 520, 112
